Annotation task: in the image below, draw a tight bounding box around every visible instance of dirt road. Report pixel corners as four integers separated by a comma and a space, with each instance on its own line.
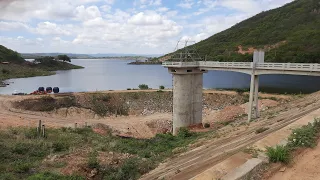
140, 92, 320, 180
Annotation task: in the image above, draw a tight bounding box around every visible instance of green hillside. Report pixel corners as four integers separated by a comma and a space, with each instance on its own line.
0, 45, 83, 86
169, 0, 320, 63
0, 45, 25, 63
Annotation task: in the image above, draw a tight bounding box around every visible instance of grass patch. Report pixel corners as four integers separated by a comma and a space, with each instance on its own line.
90, 94, 129, 117
14, 96, 76, 112
0, 126, 203, 180
287, 120, 320, 149
266, 145, 290, 164
266, 119, 320, 164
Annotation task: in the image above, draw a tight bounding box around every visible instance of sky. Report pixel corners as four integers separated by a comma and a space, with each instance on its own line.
0, 0, 293, 55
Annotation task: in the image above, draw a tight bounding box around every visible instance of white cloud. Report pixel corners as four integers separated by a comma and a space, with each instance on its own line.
157, 7, 169, 12
128, 12, 163, 25
100, 5, 112, 12
0, 0, 295, 54
0, 21, 30, 31
75, 6, 102, 21
178, 0, 194, 9
134, 0, 162, 8
35, 22, 72, 36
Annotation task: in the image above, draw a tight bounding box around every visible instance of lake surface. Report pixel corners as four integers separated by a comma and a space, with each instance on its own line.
1, 59, 320, 94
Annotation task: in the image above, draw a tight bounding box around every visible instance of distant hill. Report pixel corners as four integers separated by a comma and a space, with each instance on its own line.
165, 0, 320, 63
21, 53, 162, 59
0, 45, 25, 63
21, 53, 93, 59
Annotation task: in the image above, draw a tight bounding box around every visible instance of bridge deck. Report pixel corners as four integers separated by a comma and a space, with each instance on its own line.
163, 61, 320, 75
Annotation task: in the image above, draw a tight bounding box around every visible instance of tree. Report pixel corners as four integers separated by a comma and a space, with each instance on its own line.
138, 84, 149, 90
57, 55, 71, 62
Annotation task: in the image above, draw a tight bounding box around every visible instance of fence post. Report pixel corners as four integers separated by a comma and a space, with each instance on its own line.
74, 123, 77, 129
42, 125, 46, 138
37, 120, 42, 135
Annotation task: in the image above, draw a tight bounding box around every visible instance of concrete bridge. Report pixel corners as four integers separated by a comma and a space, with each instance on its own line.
163, 51, 320, 135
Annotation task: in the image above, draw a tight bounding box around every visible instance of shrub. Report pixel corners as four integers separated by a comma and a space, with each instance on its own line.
203, 123, 210, 128
27, 172, 84, 180
104, 158, 140, 180
127, 88, 131, 90
177, 127, 192, 138
13, 160, 33, 173
24, 128, 38, 139
255, 127, 269, 134
138, 84, 149, 90
52, 141, 69, 152
1, 69, 10, 74
159, 85, 165, 90
87, 151, 99, 169
266, 145, 290, 163
12, 142, 30, 155
287, 120, 320, 148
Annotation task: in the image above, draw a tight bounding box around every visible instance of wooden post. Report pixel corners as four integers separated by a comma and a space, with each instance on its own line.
42, 125, 46, 138
74, 123, 77, 129
38, 120, 42, 135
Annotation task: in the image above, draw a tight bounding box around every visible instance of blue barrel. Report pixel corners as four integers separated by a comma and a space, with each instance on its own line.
46, 87, 52, 92
53, 87, 59, 93
38, 87, 45, 92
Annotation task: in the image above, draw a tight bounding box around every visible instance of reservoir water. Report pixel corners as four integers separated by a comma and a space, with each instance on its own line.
1, 59, 320, 94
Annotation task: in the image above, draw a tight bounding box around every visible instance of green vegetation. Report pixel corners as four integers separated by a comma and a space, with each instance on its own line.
90, 94, 129, 117
33, 56, 82, 71
266, 119, 320, 163
0, 45, 83, 85
0, 126, 204, 180
159, 85, 165, 90
255, 127, 270, 134
266, 145, 291, 164
57, 55, 71, 62
138, 84, 149, 90
203, 123, 210, 128
14, 96, 76, 112
0, 45, 24, 63
0, 64, 54, 82
287, 120, 320, 148
164, 0, 320, 63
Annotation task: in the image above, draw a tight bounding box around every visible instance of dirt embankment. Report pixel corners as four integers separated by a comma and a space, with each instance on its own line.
2, 90, 289, 139
12, 91, 251, 119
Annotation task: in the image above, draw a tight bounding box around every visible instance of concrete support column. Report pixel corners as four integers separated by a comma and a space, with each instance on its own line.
248, 74, 255, 122
248, 50, 264, 122
253, 76, 260, 118
170, 68, 207, 135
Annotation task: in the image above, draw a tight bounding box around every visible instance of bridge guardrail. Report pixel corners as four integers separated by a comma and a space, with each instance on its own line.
162, 61, 199, 67
199, 61, 252, 69
163, 61, 320, 72
256, 63, 320, 72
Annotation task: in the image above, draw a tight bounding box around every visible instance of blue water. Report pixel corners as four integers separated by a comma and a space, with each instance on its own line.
1, 59, 320, 94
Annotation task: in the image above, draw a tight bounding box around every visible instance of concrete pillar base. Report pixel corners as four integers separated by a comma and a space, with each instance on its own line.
169, 67, 207, 135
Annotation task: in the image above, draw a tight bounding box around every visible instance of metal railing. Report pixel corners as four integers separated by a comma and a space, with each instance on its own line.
163, 61, 320, 72
199, 61, 252, 69
256, 63, 320, 72
162, 61, 200, 67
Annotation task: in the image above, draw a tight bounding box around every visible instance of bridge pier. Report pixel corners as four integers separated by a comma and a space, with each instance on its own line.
169, 67, 207, 135
248, 51, 264, 122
